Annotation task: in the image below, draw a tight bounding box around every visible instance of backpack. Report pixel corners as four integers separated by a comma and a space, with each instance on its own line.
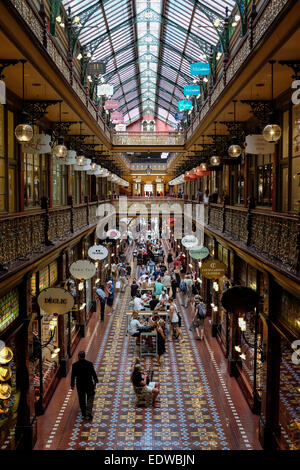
180, 280, 187, 293
197, 303, 206, 319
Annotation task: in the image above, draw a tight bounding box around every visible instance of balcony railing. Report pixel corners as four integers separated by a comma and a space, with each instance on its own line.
0, 200, 103, 270
112, 132, 185, 146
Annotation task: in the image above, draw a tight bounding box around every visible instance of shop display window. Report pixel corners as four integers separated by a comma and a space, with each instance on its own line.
39, 266, 49, 291
52, 162, 67, 206
279, 291, 300, 336
278, 336, 300, 450
0, 289, 19, 333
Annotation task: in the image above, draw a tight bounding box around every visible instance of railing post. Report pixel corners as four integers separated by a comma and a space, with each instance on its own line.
249, 1, 257, 50
222, 197, 226, 233
39, 0, 48, 49
246, 196, 255, 246
41, 196, 52, 246
68, 195, 74, 233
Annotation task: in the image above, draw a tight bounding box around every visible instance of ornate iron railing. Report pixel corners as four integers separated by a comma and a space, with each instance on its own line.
112, 132, 185, 146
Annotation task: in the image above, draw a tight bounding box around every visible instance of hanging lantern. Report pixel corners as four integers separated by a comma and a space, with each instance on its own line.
228, 143, 242, 158
90, 162, 98, 171
262, 123, 281, 143
262, 61, 281, 143
200, 162, 207, 171
53, 137, 68, 158
15, 62, 33, 143
76, 155, 86, 166
210, 156, 221, 166
15, 122, 33, 143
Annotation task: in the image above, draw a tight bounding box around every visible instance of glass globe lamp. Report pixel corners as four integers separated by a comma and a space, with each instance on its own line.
228, 143, 242, 158
15, 123, 33, 143
262, 123, 281, 143
76, 155, 86, 166
90, 162, 98, 171
200, 163, 207, 171
210, 156, 221, 166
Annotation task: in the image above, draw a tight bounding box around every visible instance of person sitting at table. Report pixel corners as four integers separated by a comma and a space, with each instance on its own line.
141, 276, 150, 289
130, 363, 160, 406
159, 289, 169, 303
139, 265, 148, 277
149, 294, 159, 311
141, 291, 151, 302
128, 312, 153, 345
133, 294, 146, 312
131, 279, 139, 298
152, 265, 162, 281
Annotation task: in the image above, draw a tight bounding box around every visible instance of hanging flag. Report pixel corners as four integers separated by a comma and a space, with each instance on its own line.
178, 100, 193, 110
184, 84, 200, 96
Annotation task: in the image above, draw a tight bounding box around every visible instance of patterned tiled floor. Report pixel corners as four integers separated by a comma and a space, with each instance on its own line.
34, 255, 261, 450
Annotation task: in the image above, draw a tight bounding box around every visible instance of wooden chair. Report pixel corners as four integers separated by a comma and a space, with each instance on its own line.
132, 385, 153, 407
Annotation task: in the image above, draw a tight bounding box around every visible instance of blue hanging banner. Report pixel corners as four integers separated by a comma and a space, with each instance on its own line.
190, 62, 210, 76
184, 84, 201, 96
178, 100, 193, 110
174, 112, 187, 120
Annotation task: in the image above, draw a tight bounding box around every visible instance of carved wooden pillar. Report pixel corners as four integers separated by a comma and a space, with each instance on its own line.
272, 144, 279, 211
259, 274, 281, 450
244, 153, 248, 208
84, 195, 89, 225
41, 196, 51, 246
39, 0, 48, 49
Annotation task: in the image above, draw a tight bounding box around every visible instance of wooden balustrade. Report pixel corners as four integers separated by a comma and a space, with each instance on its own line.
0, 201, 103, 268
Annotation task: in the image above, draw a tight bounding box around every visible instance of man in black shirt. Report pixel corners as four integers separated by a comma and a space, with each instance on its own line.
71, 351, 98, 420
131, 279, 139, 298
149, 294, 159, 311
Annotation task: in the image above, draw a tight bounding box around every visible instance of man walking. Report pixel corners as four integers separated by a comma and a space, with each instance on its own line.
96, 284, 106, 322
71, 351, 98, 420
183, 274, 193, 308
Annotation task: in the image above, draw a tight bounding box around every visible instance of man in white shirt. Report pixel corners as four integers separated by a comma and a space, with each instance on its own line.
169, 298, 184, 343
133, 294, 145, 312
183, 274, 193, 308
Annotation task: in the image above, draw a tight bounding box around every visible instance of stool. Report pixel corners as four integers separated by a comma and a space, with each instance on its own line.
132, 385, 152, 407
139, 331, 158, 357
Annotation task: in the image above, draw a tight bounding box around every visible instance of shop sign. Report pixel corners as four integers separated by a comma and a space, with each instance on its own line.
22, 134, 51, 154
190, 62, 210, 76
105, 100, 119, 110
184, 85, 200, 96
115, 124, 126, 131
181, 235, 198, 249
64, 150, 77, 165
245, 135, 275, 155
111, 111, 124, 124
37, 287, 74, 315
87, 61, 106, 75
97, 84, 114, 96
174, 112, 186, 121
189, 245, 210, 260
88, 244, 109, 260
0, 81, 6, 105
200, 260, 226, 279
106, 229, 121, 240
221, 286, 259, 314
70, 260, 96, 279
178, 100, 193, 111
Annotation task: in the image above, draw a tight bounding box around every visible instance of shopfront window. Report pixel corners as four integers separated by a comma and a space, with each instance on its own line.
0, 289, 19, 333
257, 154, 273, 206
279, 336, 300, 450
52, 162, 67, 206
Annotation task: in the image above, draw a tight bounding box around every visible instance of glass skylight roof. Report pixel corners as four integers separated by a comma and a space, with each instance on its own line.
61, 0, 237, 126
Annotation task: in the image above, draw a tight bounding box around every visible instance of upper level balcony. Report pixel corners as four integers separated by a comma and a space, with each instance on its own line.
112, 132, 186, 147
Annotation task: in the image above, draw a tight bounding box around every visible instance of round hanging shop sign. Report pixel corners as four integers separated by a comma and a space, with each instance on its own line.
87, 245, 108, 261
69, 260, 96, 279
181, 235, 198, 249
221, 286, 259, 314
200, 260, 227, 279
189, 245, 210, 260
37, 287, 74, 315
106, 229, 121, 240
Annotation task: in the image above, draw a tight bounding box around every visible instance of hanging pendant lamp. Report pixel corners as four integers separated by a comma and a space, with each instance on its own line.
228, 100, 242, 158
15, 60, 33, 143
211, 121, 221, 166
53, 102, 67, 158
262, 60, 282, 143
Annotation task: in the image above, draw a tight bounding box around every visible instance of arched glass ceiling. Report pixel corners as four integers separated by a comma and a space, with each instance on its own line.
61, 0, 237, 126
